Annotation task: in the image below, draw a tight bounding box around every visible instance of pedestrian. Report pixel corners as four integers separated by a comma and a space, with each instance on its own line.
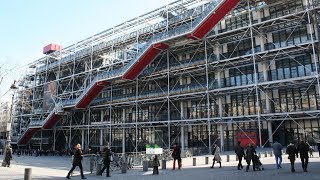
153, 155, 160, 175
245, 143, 256, 172
297, 140, 310, 172
100, 144, 112, 177
308, 144, 314, 158
272, 141, 283, 169
87, 146, 95, 174
317, 143, 320, 157
235, 141, 245, 170
286, 142, 298, 173
66, 144, 87, 179
211, 144, 222, 168
3, 146, 12, 167
171, 143, 181, 170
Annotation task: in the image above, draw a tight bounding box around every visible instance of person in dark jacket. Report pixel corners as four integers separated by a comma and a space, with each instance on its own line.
245, 144, 256, 172
235, 141, 245, 170
317, 143, 320, 157
153, 155, 160, 175
297, 140, 310, 172
172, 143, 181, 170
286, 142, 298, 173
100, 144, 112, 177
3, 146, 12, 167
66, 144, 86, 179
272, 141, 283, 169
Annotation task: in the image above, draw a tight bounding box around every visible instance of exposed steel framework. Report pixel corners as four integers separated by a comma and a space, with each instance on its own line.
10, 0, 320, 155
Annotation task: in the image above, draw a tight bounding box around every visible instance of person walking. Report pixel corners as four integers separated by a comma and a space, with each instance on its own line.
153, 155, 160, 175
286, 142, 298, 173
211, 144, 222, 168
100, 144, 112, 177
297, 140, 310, 172
87, 146, 95, 174
3, 146, 12, 167
272, 141, 283, 169
235, 141, 245, 170
172, 143, 181, 170
66, 144, 86, 179
317, 143, 320, 157
245, 144, 256, 172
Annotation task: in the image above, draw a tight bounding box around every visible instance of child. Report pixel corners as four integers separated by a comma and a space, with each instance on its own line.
153, 155, 160, 175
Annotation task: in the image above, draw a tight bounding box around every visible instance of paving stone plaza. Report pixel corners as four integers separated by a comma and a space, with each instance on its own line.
1, 150, 320, 180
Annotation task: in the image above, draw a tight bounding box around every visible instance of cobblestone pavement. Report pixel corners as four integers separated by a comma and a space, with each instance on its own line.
0, 151, 320, 180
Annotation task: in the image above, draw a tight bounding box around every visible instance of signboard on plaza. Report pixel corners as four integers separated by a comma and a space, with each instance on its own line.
146, 144, 163, 154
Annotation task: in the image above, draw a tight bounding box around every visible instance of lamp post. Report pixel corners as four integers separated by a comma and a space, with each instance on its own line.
2, 81, 17, 166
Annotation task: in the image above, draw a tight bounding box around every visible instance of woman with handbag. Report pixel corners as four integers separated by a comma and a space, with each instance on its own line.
66, 144, 87, 179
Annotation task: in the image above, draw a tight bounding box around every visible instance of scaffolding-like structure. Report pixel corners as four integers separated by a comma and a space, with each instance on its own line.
10, 0, 320, 154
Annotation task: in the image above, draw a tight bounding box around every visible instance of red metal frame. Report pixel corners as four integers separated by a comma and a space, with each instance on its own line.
187, 0, 240, 40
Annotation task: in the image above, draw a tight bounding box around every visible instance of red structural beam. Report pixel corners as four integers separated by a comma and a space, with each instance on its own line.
18, 128, 40, 145
187, 0, 240, 40
75, 81, 110, 109
122, 43, 169, 80
42, 113, 62, 129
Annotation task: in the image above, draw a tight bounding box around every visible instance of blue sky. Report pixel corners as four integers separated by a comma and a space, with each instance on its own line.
0, 0, 175, 102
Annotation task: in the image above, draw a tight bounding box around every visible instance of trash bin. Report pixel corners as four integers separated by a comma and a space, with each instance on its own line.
143, 160, 148, 171
162, 160, 166, 169
96, 163, 102, 175
121, 162, 127, 173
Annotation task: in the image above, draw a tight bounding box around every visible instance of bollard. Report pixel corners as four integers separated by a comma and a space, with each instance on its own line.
205, 157, 209, 165
162, 160, 166, 169
143, 160, 148, 171
121, 162, 127, 173
269, 151, 273, 157
226, 155, 230, 162
193, 158, 196, 166
258, 153, 261, 158
96, 163, 102, 175
264, 152, 267, 158
24, 168, 32, 180
236, 155, 238, 161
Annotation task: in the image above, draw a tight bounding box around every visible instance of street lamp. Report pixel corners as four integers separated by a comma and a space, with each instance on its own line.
1, 81, 17, 166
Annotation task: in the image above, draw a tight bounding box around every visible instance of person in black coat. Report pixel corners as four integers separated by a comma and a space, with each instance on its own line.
317, 143, 320, 157
172, 143, 181, 170
286, 142, 298, 172
66, 144, 86, 179
235, 141, 245, 170
3, 146, 12, 167
297, 140, 310, 172
245, 144, 256, 172
100, 144, 112, 177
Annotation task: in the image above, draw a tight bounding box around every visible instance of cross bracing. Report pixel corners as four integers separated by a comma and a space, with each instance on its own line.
10, 0, 320, 155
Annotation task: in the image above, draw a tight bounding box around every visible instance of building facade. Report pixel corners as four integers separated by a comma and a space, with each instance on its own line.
11, 0, 320, 154
0, 102, 10, 140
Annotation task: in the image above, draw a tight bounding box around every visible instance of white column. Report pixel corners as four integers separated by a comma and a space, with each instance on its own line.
218, 97, 223, 117
122, 129, 125, 155
216, 71, 221, 88
180, 126, 185, 152
267, 121, 273, 145
81, 129, 85, 149
219, 124, 224, 152
100, 129, 103, 146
